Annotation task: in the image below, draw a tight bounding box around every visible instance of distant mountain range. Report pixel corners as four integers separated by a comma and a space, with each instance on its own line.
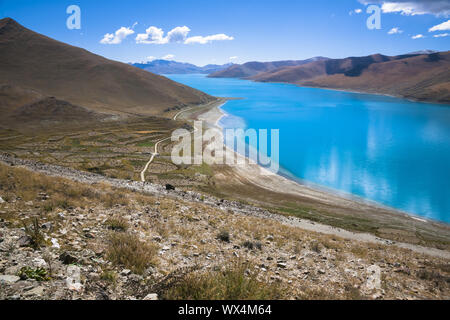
210, 52, 450, 104
132, 60, 234, 75
0, 18, 214, 131
209, 57, 329, 78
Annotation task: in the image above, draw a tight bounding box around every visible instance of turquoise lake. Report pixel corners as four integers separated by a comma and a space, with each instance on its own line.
166, 74, 450, 223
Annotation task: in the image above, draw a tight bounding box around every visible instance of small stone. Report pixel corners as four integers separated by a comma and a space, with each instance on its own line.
153, 236, 162, 242
318, 269, 326, 274
277, 262, 287, 269
32, 257, 47, 268
365, 265, 382, 292
17, 235, 32, 247
23, 286, 45, 297
41, 222, 52, 231
266, 235, 274, 241
121, 269, 132, 276
290, 255, 297, 260
84, 232, 95, 239
66, 265, 82, 292
0, 197, 5, 204
143, 293, 158, 300
51, 238, 60, 249
0, 275, 20, 284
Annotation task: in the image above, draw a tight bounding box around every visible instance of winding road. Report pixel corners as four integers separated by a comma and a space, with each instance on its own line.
139, 103, 213, 182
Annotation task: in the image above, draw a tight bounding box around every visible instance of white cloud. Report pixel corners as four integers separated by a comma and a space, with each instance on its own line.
146, 56, 157, 62
167, 26, 191, 43
136, 26, 168, 44
136, 26, 233, 45
161, 54, 175, 60
388, 27, 403, 34
429, 19, 450, 32
358, 1, 450, 16
411, 34, 425, 39
100, 27, 135, 44
184, 34, 234, 44
349, 8, 363, 15
433, 32, 449, 37
229, 56, 238, 61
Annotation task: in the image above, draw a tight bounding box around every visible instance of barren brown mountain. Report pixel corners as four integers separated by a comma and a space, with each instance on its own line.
0, 18, 214, 125
214, 52, 450, 104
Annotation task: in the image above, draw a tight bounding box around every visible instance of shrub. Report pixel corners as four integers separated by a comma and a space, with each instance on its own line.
310, 241, 321, 254
23, 217, 46, 249
242, 241, 262, 251
106, 232, 158, 274
100, 270, 118, 284
105, 216, 129, 232
18, 267, 50, 281
217, 230, 230, 243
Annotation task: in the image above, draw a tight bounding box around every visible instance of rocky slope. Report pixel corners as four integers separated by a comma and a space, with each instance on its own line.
0, 155, 449, 300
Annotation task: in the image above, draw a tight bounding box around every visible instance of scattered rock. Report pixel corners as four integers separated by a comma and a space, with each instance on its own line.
0, 197, 4, 204
17, 235, 32, 247
121, 269, 132, 276
51, 238, 60, 249
32, 257, 47, 268
0, 275, 20, 284
66, 265, 82, 292
41, 222, 53, 231
23, 286, 45, 297
365, 265, 382, 292
143, 293, 158, 300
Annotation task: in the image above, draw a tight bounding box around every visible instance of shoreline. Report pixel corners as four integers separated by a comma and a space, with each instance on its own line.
209, 77, 450, 106
196, 100, 448, 228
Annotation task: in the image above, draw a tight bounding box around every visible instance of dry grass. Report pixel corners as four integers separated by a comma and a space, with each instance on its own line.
106, 232, 158, 274
158, 261, 286, 300
23, 217, 47, 249
105, 216, 129, 232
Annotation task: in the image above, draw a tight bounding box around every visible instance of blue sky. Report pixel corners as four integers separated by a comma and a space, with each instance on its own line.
1, 0, 449, 66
